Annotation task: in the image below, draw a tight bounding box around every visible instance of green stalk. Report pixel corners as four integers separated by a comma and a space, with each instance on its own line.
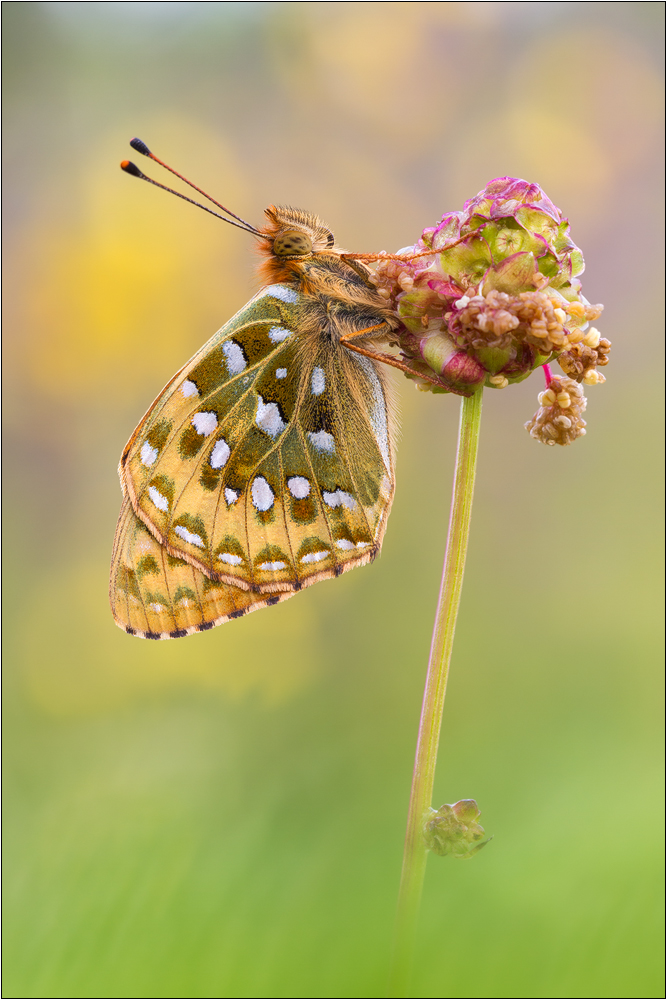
388, 388, 483, 997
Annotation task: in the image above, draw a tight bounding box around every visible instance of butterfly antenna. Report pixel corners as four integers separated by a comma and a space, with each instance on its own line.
120, 160, 267, 238
128, 137, 268, 238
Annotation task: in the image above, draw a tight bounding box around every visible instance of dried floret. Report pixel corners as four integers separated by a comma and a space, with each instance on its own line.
524, 375, 588, 446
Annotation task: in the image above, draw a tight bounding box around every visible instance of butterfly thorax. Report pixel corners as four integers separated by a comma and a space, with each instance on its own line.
258, 204, 401, 343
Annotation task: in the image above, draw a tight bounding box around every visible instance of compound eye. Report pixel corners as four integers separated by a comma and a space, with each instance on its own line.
273, 230, 313, 256
324, 231, 335, 248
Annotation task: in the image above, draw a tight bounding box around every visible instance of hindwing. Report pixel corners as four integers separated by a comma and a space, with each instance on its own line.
116, 282, 395, 612
110, 498, 295, 638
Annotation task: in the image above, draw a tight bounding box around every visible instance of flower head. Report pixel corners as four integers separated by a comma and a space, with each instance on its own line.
370, 178, 607, 443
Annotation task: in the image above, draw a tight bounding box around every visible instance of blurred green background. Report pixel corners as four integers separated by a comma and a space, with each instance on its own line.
3, 3, 663, 997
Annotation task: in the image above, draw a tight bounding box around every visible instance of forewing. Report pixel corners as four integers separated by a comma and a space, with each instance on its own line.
110, 498, 295, 639
121, 282, 395, 595
122, 282, 304, 584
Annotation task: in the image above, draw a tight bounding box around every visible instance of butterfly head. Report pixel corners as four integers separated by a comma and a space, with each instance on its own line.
262, 205, 336, 258
257, 205, 344, 285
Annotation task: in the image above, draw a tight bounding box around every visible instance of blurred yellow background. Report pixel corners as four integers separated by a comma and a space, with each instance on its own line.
3, 3, 663, 997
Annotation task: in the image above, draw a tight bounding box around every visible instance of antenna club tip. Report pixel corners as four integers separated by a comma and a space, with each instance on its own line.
121, 160, 144, 178
130, 137, 151, 157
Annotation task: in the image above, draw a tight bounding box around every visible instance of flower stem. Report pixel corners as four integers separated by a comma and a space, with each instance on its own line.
388, 388, 484, 997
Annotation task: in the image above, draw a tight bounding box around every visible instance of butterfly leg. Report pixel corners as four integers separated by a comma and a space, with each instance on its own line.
340, 323, 450, 390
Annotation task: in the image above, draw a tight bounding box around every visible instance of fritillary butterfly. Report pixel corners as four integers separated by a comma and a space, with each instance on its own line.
110, 139, 420, 639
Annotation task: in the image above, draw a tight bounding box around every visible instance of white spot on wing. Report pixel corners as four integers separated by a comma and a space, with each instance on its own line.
311, 367, 325, 395
192, 411, 218, 436
255, 395, 286, 438
323, 489, 357, 510
174, 525, 205, 548
251, 476, 274, 511
224, 488, 238, 506
222, 340, 247, 375
287, 476, 310, 499
140, 442, 158, 467
149, 603, 165, 613
335, 538, 355, 551
301, 550, 329, 564
180, 379, 199, 398
275, 368, 287, 379
308, 430, 335, 453
210, 438, 230, 469
219, 552, 243, 566
262, 284, 298, 304
268, 325, 292, 344
258, 560, 286, 571
148, 486, 169, 512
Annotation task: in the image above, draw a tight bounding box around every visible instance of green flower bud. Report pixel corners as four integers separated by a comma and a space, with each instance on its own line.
424, 799, 491, 859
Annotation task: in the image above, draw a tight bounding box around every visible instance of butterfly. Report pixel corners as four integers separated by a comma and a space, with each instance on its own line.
110, 139, 436, 639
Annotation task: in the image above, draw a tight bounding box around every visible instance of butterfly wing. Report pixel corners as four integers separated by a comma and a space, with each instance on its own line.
110, 497, 296, 638
113, 280, 395, 632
